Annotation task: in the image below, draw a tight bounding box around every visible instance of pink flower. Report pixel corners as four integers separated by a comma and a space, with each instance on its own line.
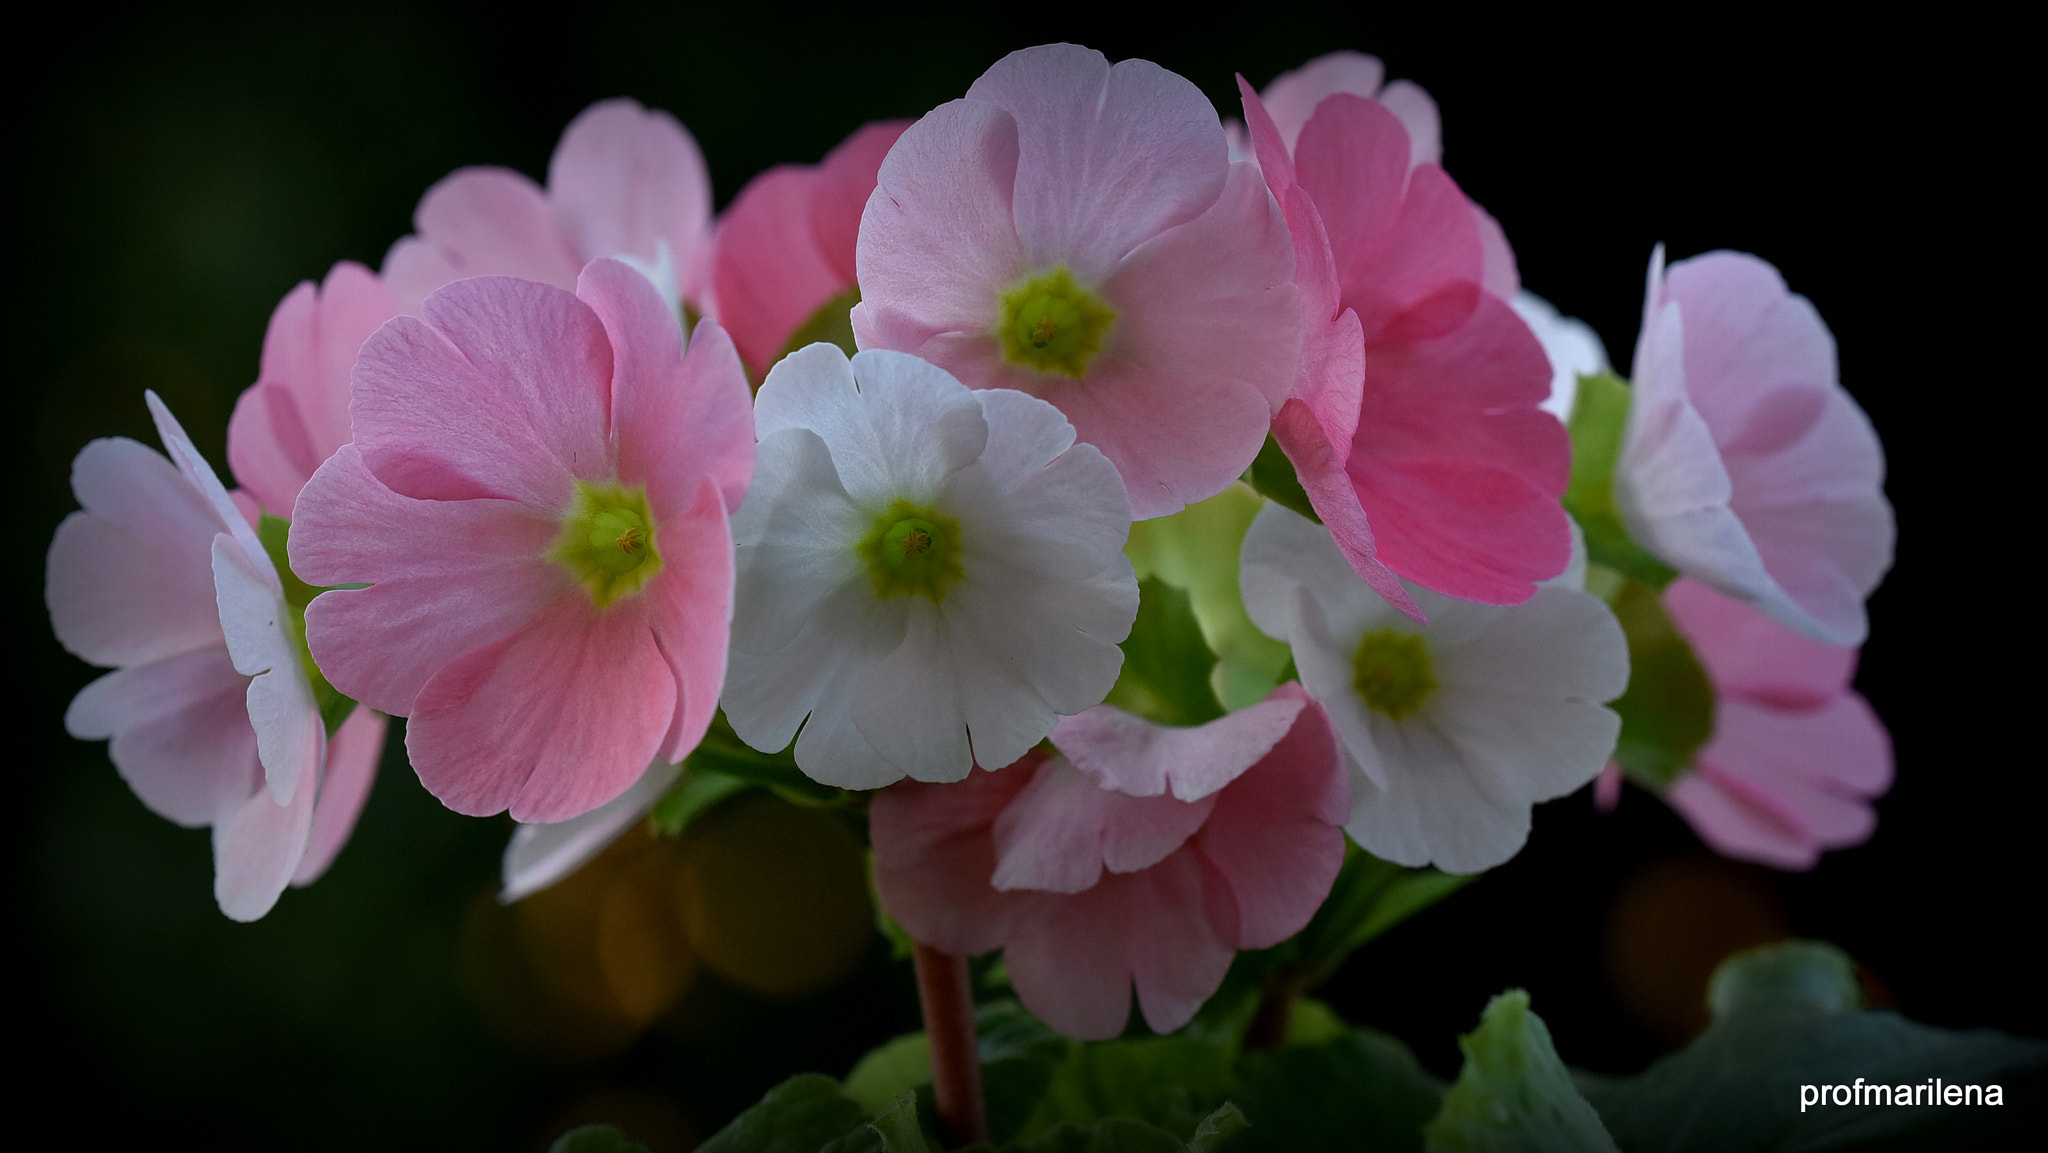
853, 43, 1301, 520
871, 684, 1348, 1039
1239, 64, 1570, 617
291, 259, 753, 822
48, 393, 381, 919
227, 261, 398, 518
1660, 578, 1891, 870
383, 99, 713, 317
1619, 248, 1892, 645
706, 120, 910, 377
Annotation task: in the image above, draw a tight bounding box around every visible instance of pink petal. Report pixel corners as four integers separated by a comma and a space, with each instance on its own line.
65, 648, 261, 827
405, 595, 676, 822
645, 478, 737, 764
989, 755, 1214, 892
350, 277, 615, 507
710, 165, 842, 375
1125, 854, 1240, 1035
384, 167, 583, 311
1050, 696, 1303, 802
1195, 685, 1349, 948
294, 445, 564, 716
294, 707, 386, 885
811, 120, 912, 285
547, 98, 711, 275
1375, 80, 1443, 171
1259, 51, 1387, 153
213, 764, 317, 922
212, 535, 319, 803
226, 381, 322, 520
1662, 578, 1855, 706
1004, 875, 1144, 1041
1271, 399, 1420, 619
870, 758, 1047, 956
967, 44, 1225, 277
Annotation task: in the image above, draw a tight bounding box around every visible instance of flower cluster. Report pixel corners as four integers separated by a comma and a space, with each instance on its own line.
44, 42, 1892, 1048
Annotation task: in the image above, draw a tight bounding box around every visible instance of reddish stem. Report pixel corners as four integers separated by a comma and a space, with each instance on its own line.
912, 942, 988, 1147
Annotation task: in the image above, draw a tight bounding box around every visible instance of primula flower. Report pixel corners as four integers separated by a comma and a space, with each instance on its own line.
871, 683, 1347, 1040
1511, 291, 1610, 422
853, 43, 1301, 520
706, 120, 910, 377
383, 99, 713, 316
1617, 248, 1892, 644
722, 344, 1137, 789
1241, 505, 1627, 873
48, 393, 375, 919
1659, 578, 1891, 869
1239, 61, 1570, 615
292, 259, 753, 822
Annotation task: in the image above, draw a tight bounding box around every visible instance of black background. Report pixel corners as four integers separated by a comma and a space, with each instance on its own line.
8, 4, 2028, 1148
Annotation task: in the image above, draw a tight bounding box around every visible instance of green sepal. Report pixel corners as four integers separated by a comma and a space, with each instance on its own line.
259, 513, 362, 738
1424, 990, 1620, 1152
1560, 373, 1677, 588
1606, 578, 1715, 790
1103, 578, 1227, 728
648, 766, 751, 837
1244, 435, 1318, 525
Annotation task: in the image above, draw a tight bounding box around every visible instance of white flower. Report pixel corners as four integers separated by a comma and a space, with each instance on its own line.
1241, 504, 1627, 873
723, 345, 1138, 789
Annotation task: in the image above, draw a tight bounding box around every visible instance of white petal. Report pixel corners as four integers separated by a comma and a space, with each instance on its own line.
499, 758, 681, 902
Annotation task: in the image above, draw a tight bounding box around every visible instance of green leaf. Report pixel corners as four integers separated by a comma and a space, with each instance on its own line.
1184, 1103, 1250, 1152
1231, 1028, 1443, 1153
1018, 1118, 1188, 1153
1245, 434, 1318, 525
698, 1073, 876, 1153
842, 1001, 1073, 1147
868, 1091, 938, 1153
1560, 372, 1676, 587
547, 1123, 652, 1153
1424, 990, 1620, 1153
845, 1033, 933, 1117
1124, 483, 1294, 711
1580, 941, 2048, 1152
1022, 1037, 1235, 1143
648, 766, 751, 836
1606, 579, 1715, 790
1103, 578, 1227, 727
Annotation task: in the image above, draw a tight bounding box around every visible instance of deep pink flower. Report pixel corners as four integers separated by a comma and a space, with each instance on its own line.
1660, 578, 1891, 869
871, 684, 1348, 1039
383, 99, 713, 317
292, 260, 753, 822
706, 120, 910, 377
1240, 65, 1570, 616
854, 43, 1301, 520
48, 393, 381, 919
227, 261, 398, 519
1619, 249, 1892, 645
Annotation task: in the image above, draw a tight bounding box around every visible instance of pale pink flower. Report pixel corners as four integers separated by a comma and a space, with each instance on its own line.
383, 99, 712, 317
853, 43, 1301, 520
871, 683, 1348, 1040
292, 260, 753, 822
48, 393, 377, 919
1660, 578, 1891, 870
227, 261, 398, 518
1619, 248, 1892, 644
706, 120, 910, 377
1239, 67, 1570, 616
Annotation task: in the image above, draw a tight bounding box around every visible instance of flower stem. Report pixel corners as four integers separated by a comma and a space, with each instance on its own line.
912, 942, 987, 1147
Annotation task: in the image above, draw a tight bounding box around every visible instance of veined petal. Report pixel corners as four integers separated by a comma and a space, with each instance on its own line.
547, 98, 711, 277
65, 649, 261, 827
294, 707, 386, 885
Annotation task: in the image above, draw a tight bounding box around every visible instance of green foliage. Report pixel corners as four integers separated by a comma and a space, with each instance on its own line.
1244, 434, 1318, 525
697, 1073, 876, 1153
1231, 1029, 1444, 1153
649, 710, 847, 839
1123, 484, 1292, 710
869, 1091, 940, 1153
1605, 579, 1715, 790
1022, 1036, 1236, 1142
546, 1123, 652, 1153
1580, 941, 2048, 1152
648, 766, 750, 836
1103, 578, 1227, 727
781, 287, 863, 366
1560, 373, 1676, 587
1425, 990, 1620, 1153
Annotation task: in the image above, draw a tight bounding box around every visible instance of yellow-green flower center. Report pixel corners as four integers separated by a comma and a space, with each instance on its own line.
1352, 629, 1437, 720
995, 264, 1117, 378
549, 480, 662, 609
857, 497, 964, 601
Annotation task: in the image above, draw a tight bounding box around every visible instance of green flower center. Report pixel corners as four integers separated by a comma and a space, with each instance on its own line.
995, 264, 1116, 378
857, 497, 963, 601
1352, 629, 1437, 720
549, 480, 662, 609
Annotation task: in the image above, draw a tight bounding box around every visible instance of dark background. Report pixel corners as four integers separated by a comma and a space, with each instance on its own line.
9, 5, 2027, 1149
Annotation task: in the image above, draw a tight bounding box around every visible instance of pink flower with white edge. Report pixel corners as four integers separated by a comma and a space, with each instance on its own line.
707, 120, 910, 378
383, 99, 712, 317
228, 261, 398, 518
1660, 578, 1891, 869
292, 260, 753, 822
1242, 504, 1626, 874
1239, 68, 1571, 615
48, 392, 375, 919
872, 683, 1348, 1040
854, 43, 1301, 520
1618, 248, 1892, 644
